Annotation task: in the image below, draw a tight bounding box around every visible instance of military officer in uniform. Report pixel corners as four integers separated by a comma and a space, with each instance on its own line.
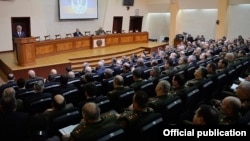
185, 67, 207, 88
147, 80, 173, 111
68, 102, 118, 141
117, 90, 154, 129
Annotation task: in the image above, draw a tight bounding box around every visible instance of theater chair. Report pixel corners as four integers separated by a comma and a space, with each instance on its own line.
130, 113, 163, 141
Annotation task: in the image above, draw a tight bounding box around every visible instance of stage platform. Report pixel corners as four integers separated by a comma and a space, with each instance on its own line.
0, 42, 166, 81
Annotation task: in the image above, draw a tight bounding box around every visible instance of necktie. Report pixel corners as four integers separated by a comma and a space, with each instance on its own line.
18, 32, 21, 37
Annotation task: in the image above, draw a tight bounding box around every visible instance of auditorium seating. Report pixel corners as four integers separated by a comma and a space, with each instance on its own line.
111, 88, 135, 113
25, 77, 45, 89
179, 86, 200, 121
127, 112, 163, 141
153, 96, 183, 124
28, 97, 52, 114
87, 125, 126, 141
50, 107, 81, 136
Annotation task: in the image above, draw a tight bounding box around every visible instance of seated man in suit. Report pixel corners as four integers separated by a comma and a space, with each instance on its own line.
0, 92, 30, 140
43, 94, 74, 122
96, 27, 106, 35
73, 28, 83, 37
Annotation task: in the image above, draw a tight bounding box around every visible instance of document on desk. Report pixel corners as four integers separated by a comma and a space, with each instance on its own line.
59, 124, 78, 135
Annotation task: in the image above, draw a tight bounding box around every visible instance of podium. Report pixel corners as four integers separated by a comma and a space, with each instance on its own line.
14, 37, 36, 66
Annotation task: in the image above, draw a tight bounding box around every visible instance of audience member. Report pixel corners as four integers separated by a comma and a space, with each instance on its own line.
43, 94, 74, 122
67, 102, 118, 141
117, 90, 154, 129
170, 74, 186, 96
23, 80, 52, 113
148, 80, 172, 111
107, 75, 131, 101
2, 87, 23, 112
185, 67, 207, 88
148, 66, 161, 81
186, 104, 220, 125
0, 93, 30, 140
53, 75, 76, 96
216, 59, 228, 73
206, 62, 217, 78
218, 96, 242, 125
161, 59, 175, 76
0, 73, 17, 95
78, 82, 98, 110
130, 68, 146, 89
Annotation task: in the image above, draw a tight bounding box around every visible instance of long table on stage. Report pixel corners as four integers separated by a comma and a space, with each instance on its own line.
35, 32, 149, 58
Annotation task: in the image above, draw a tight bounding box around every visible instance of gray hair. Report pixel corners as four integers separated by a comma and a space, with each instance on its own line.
34, 80, 44, 92
158, 80, 171, 93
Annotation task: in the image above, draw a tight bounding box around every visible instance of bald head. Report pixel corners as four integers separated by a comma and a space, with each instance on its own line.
67, 71, 75, 79
82, 102, 100, 122
28, 70, 36, 78
236, 81, 250, 101
113, 75, 124, 87
221, 96, 241, 116
50, 69, 57, 75
53, 94, 66, 110
7, 73, 15, 81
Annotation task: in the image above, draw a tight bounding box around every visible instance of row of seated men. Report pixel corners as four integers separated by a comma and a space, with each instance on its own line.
1, 72, 250, 141
0, 42, 249, 115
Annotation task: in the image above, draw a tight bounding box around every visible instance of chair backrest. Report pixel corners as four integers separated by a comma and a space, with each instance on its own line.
185, 66, 196, 81
197, 78, 214, 105
102, 78, 114, 96
142, 68, 151, 79
68, 77, 82, 88
179, 86, 200, 120
44, 82, 60, 93
62, 87, 80, 105
161, 96, 183, 124
29, 97, 52, 114
52, 108, 81, 134
16, 89, 35, 100
94, 81, 103, 97
93, 73, 101, 82
26, 78, 45, 89
122, 72, 134, 87
137, 80, 155, 97
95, 96, 113, 114
114, 89, 135, 113
211, 72, 227, 99
132, 113, 163, 140
92, 125, 126, 141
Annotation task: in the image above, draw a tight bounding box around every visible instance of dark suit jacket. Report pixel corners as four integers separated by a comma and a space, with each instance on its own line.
0, 111, 30, 141
13, 31, 26, 38
73, 32, 83, 37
